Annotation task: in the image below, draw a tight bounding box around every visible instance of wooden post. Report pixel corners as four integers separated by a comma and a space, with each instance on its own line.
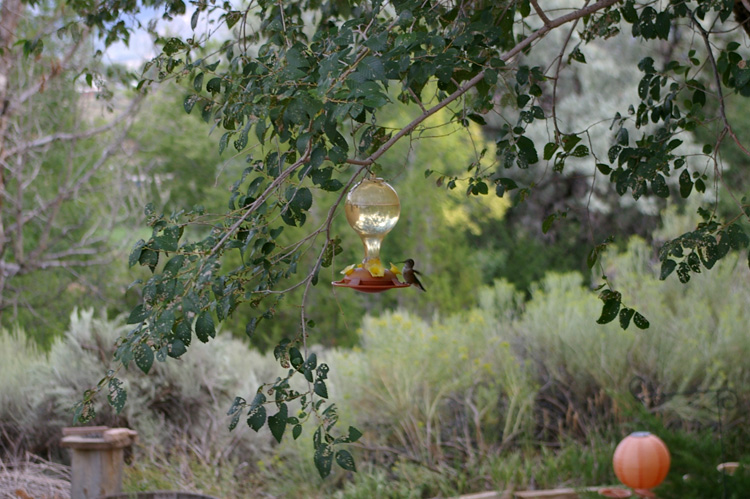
61, 427, 138, 499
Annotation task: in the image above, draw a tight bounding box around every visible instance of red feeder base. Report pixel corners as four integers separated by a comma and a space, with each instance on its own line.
332, 268, 411, 293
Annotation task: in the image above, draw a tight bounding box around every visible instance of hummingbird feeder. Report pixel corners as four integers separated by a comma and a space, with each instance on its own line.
332, 176, 410, 293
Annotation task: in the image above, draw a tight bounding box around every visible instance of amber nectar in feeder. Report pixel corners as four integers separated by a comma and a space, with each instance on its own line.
333, 177, 410, 293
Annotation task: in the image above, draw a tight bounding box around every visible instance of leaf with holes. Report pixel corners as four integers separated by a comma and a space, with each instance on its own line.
314, 444, 334, 478
314, 379, 328, 398
596, 297, 621, 324
134, 343, 154, 374
633, 312, 650, 329
268, 403, 288, 443
247, 392, 267, 432
195, 312, 215, 343
660, 259, 676, 280
107, 377, 127, 413
336, 449, 356, 471
619, 307, 635, 330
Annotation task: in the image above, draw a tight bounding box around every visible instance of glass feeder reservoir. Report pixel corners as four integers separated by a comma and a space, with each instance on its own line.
345, 177, 400, 263
332, 176, 409, 293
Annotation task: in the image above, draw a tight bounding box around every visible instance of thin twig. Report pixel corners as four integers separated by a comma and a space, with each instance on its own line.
551, 8, 586, 140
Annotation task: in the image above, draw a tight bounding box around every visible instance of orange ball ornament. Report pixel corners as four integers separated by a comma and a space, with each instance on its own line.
613, 432, 670, 491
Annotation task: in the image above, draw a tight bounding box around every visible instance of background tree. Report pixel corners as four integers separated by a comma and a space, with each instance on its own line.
0, 0, 147, 343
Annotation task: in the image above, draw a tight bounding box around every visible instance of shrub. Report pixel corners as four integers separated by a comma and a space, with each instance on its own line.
1, 308, 279, 495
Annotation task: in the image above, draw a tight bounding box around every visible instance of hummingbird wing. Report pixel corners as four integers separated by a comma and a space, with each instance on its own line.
413, 274, 426, 292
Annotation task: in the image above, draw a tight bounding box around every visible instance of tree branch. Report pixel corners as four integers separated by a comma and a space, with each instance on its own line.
2, 96, 143, 159
530, 0, 552, 26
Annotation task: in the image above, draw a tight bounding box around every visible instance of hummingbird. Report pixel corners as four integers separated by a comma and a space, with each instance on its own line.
401, 259, 426, 292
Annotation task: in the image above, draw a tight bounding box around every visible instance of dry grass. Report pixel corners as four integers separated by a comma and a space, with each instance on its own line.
0, 454, 70, 499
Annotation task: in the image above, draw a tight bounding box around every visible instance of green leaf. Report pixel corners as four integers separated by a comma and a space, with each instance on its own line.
596, 163, 612, 175
679, 169, 693, 198
226, 10, 242, 29
245, 317, 259, 338
314, 425, 323, 449
348, 426, 363, 443
190, 8, 199, 30
562, 134, 581, 152
633, 312, 650, 329
247, 392, 267, 431
677, 262, 690, 283
219, 132, 230, 155
686, 251, 701, 272
138, 247, 159, 272
163, 255, 184, 277
134, 343, 154, 374
467, 113, 486, 125
229, 410, 241, 431
516, 136, 538, 165
314, 444, 334, 478
107, 377, 127, 414
206, 77, 222, 94
596, 298, 621, 324
736, 68, 750, 89
517, 94, 531, 108
154, 309, 176, 335
660, 259, 677, 280
484, 69, 498, 85
168, 339, 187, 358
175, 319, 192, 344
651, 175, 669, 198
268, 403, 288, 443
571, 145, 589, 158
293, 424, 303, 440
247, 405, 267, 432
184, 95, 199, 114
321, 178, 343, 192
163, 37, 186, 56
619, 307, 635, 330
195, 312, 215, 343
193, 72, 204, 92
129, 239, 146, 267
314, 379, 328, 398
543, 142, 558, 161
336, 449, 357, 471
73, 397, 96, 424
127, 304, 149, 324
608, 145, 621, 163
727, 224, 749, 249
285, 187, 313, 214
568, 47, 586, 64
587, 248, 599, 269
693, 88, 706, 106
